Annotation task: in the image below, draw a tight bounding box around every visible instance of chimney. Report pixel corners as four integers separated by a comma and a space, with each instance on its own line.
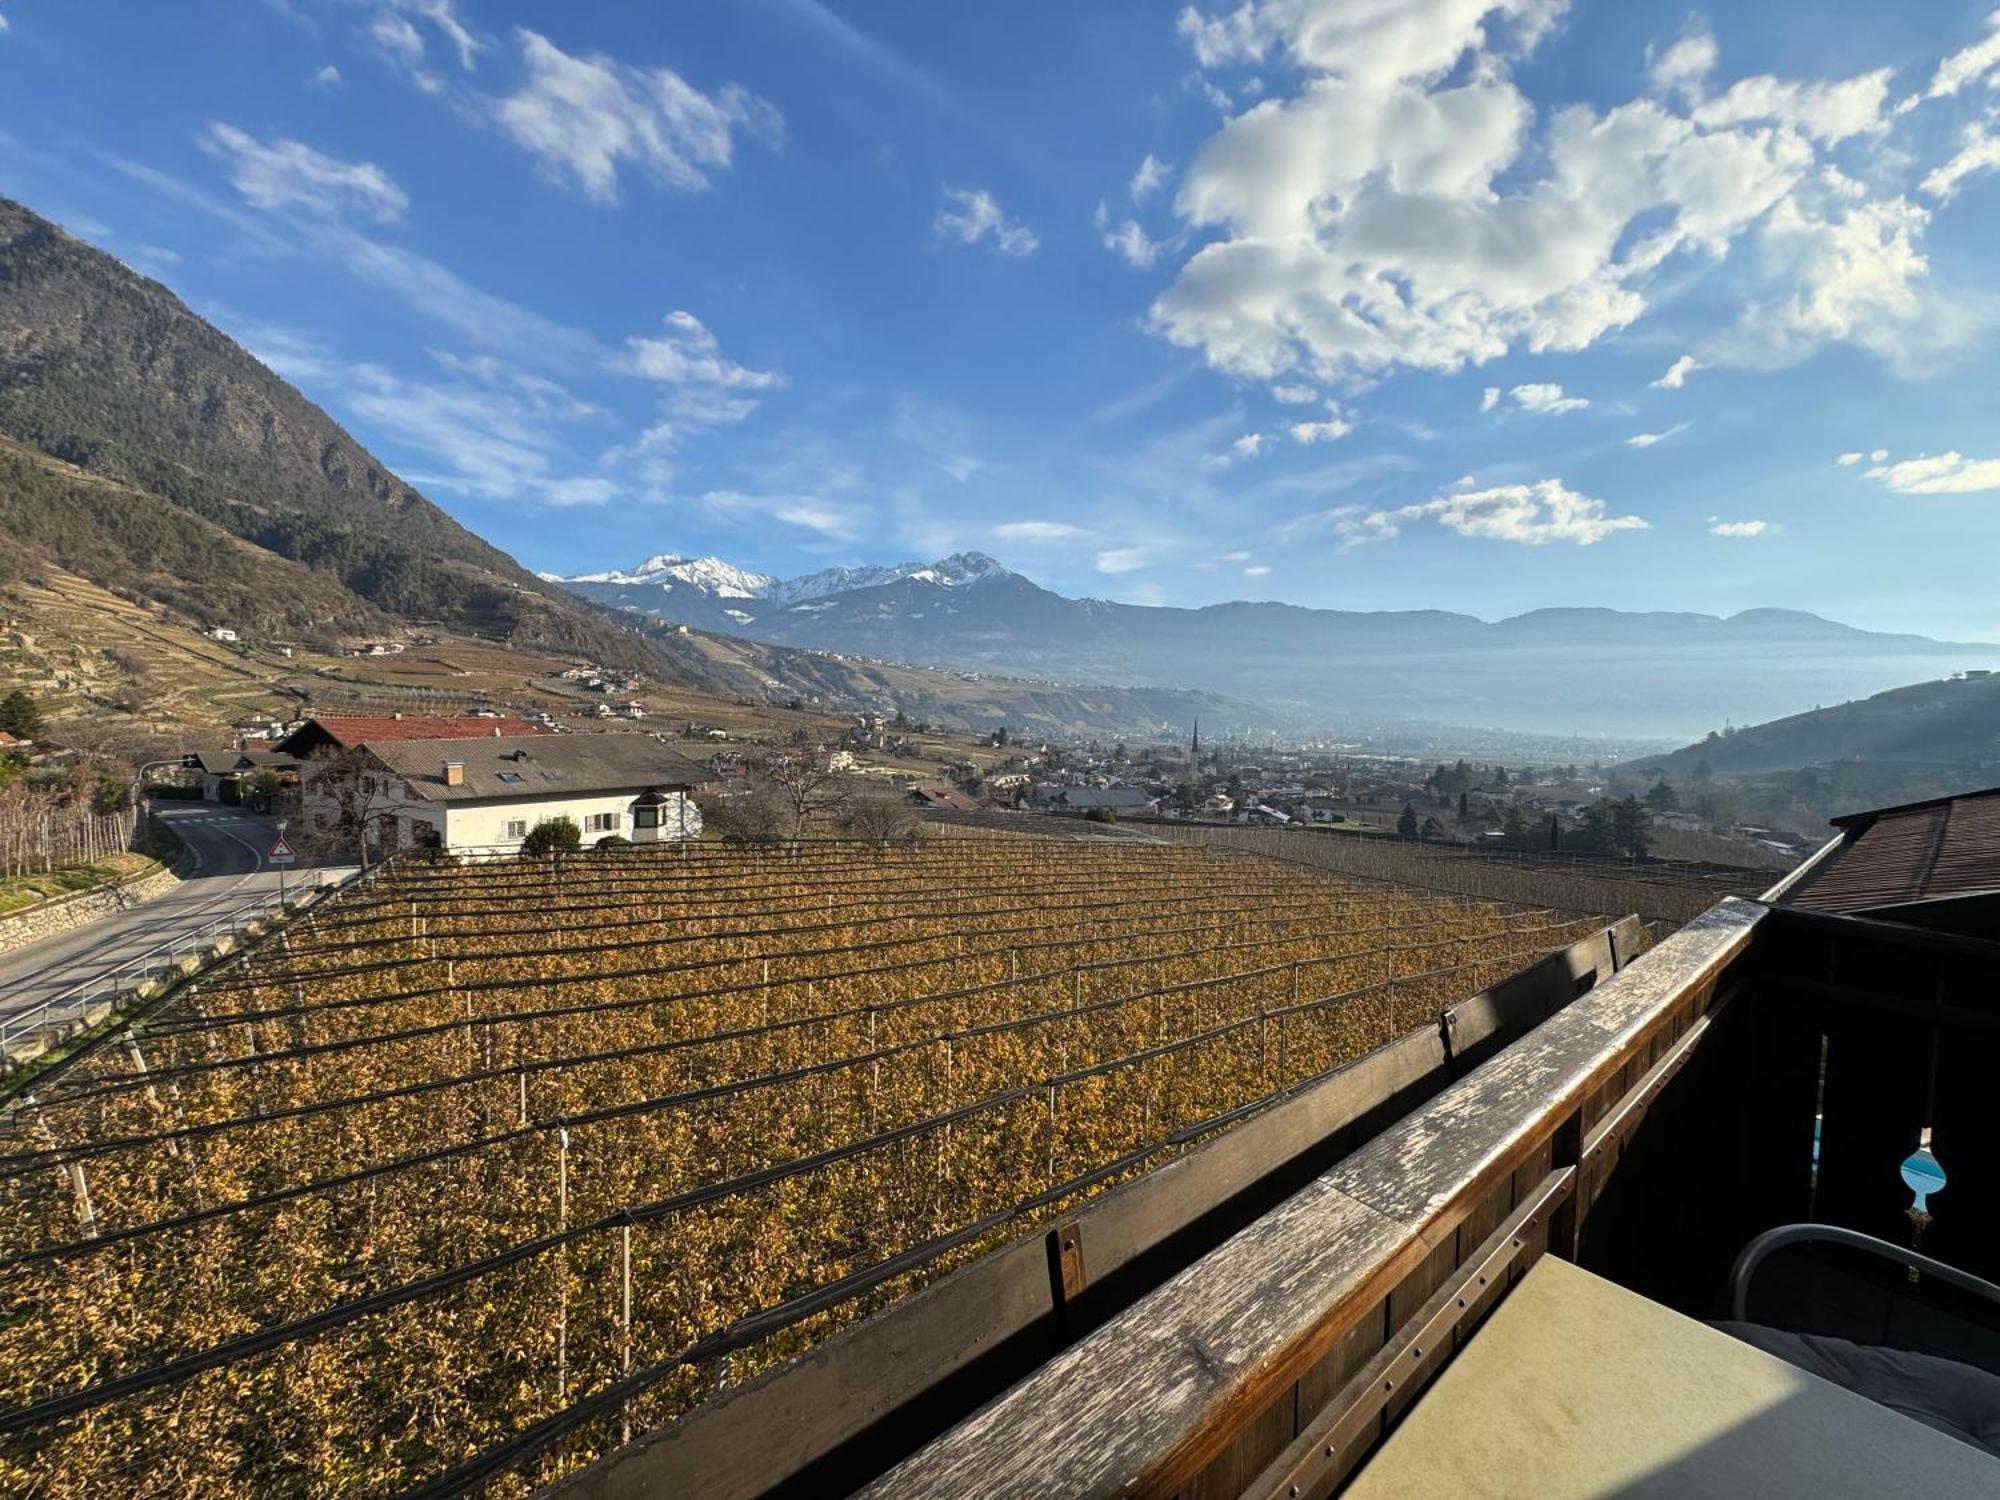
444, 760, 464, 787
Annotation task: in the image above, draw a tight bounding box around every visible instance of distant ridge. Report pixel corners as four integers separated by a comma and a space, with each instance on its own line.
554, 548, 1997, 739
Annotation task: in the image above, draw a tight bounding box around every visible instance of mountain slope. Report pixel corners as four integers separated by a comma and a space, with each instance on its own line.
1626, 672, 2000, 779
0, 197, 645, 661
553, 548, 1998, 738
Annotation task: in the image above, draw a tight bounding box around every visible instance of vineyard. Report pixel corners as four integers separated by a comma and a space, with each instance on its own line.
0, 839, 1618, 1496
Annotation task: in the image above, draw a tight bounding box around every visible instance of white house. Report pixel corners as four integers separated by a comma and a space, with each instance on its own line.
304, 734, 707, 855
206, 626, 239, 643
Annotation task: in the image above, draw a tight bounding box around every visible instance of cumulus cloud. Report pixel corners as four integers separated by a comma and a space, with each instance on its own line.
1150, 2, 1960, 388
1508, 382, 1588, 414
492, 29, 781, 204
1290, 416, 1352, 444
1707, 518, 1770, 536
1096, 203, 1165, 267
1923, 125, 2000, 202
1864, 452, 2000, 494
1232, 432, 1269, 458
1836, 451, 1864, 465
1271, 383, 1319, 404
1336, 478, 1649, 549
1479, 387, 1501, 413
310, 64, 343, 88
1628, 422, 1689, 448
937, 185, 1039, 257
198, 123, 407, 221
1649, 25, 1716, 100
1130, 153, 1171, 201
1652, 354, 1700, 389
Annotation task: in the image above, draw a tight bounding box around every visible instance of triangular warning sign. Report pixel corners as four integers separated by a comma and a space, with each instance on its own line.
269, 835, 297, 860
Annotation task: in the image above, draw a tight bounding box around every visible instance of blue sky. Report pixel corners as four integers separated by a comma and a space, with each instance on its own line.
3, 2, 2000, 638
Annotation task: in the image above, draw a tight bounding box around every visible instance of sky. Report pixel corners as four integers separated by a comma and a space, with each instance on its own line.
3, 2, 2000, 638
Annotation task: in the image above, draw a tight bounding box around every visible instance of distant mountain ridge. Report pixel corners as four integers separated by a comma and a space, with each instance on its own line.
554, 549, 1999, 739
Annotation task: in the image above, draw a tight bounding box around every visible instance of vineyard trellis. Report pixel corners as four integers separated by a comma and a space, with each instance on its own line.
0, 838, 1626, 1497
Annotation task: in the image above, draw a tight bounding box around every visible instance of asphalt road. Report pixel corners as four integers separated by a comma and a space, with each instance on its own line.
0, 803, 356, 1034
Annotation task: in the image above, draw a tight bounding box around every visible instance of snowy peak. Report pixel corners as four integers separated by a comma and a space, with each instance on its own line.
556, 550, 1013, 603
567, 554, 777, 597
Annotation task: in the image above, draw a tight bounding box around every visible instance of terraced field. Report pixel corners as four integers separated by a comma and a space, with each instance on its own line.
0, 839, 1614, 1496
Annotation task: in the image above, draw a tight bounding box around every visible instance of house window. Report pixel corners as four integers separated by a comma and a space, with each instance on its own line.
505, 819, 528, 840
585, 812, 619, 833
632, 806, 660, 830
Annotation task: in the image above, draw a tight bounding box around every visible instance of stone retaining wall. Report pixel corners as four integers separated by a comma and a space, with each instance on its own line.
0, 862, 183, 956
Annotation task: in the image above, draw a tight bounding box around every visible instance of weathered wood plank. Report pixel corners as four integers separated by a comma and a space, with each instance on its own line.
860, 901, 1767, 1500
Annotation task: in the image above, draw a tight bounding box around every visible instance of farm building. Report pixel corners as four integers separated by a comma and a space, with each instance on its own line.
300, 733, 707, 854
1051, 785, 1158, 812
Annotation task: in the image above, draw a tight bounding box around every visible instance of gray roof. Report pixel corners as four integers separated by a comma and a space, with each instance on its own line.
1056, 786, 1156, 808
362, 735, 709, 802
190, 749, 302, 775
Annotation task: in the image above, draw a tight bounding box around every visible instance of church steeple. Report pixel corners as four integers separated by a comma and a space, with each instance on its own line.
1190, 717, 1200, 768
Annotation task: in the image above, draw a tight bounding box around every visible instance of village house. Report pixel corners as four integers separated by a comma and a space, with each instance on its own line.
1050, 786, 1158, 813
274, 713, 550, 759
186, 747, 304, 805
302, 734, 709, 856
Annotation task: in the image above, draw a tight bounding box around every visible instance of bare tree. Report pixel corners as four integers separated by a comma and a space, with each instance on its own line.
841, 788, 918, 844
743, 747, 852, 841
297, 746, 399, 868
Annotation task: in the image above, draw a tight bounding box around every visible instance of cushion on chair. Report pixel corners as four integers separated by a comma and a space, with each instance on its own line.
1714, 1320, 2000, 1459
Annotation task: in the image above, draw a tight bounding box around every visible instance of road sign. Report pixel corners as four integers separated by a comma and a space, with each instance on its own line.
269, 835, 297, 864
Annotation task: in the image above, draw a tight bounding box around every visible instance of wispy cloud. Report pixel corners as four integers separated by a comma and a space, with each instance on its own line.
1707, 517, 1771, 536
1652, 355, 1700, 390
1863, 451, 2000, 494
936, 186, 1038, 257
197, 122, 407, 221
1627, 422, 1691, 448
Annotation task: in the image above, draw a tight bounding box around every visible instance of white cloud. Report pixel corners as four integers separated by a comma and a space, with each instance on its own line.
1479, 386, 1501, 413
1131, 153, 1171, 202
993, 521, 1088, 544
0, 13, 11, 35
1627, 422, 1689, 448
492, 28, 781, 204
1220, 549, 1252, 562
1096, 546, 1151, 574
1836, 451, 1864, 465
1337, 478, 1649, 549
1923, 125, 2000, 202
700, 489, 861, 540
310, 64, 343, 89
1271, 383, 1318, 404
1649, 26, 1716, 99
1693, 70, 1892, 145
1707, 518, 1769, 536
1097, 205, 1165, 267
1289, 416, 1352, 444
369, 12, 439, 93
1917, 9, 2000, 103
1653, 354, 1700, 389
1152, 4, 1961, 388
1243, 564, 1272, 576
198, 122, 407, 221
1232, 432, 1269, 458
1508, 382, 1588, 414
1871, 447, 1889, 461
611, 310, 781, 457
1863, 452, 2000, 494
938, 186, 1038, 257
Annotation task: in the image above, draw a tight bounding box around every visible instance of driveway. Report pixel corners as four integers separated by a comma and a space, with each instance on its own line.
0, 803, 357, 1036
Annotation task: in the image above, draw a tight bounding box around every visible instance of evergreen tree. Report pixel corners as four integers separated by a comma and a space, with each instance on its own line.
1644, 778, 1679, 812
0, 689, 43, 739
1612, 795, 1653, 858
1457, 790, 1470, 821
1397, 801, 1420, 840
1547, 812, 1562, 851
1579, 799, 1616, 854
1502, 803, 1530, 850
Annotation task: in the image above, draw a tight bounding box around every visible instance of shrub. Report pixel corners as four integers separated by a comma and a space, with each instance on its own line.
1084, 807, 1117, 824
595, 834, 632, 850
521, 816, 581, 856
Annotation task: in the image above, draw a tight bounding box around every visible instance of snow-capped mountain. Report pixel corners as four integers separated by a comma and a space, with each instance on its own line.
552, 551, 1018, 630
550, 547, 1998, 739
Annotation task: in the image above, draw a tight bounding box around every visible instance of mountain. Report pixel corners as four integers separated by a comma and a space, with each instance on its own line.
553, 549, 1999, 739
1627, 672, 2000, 779
0, 196, 648, 664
